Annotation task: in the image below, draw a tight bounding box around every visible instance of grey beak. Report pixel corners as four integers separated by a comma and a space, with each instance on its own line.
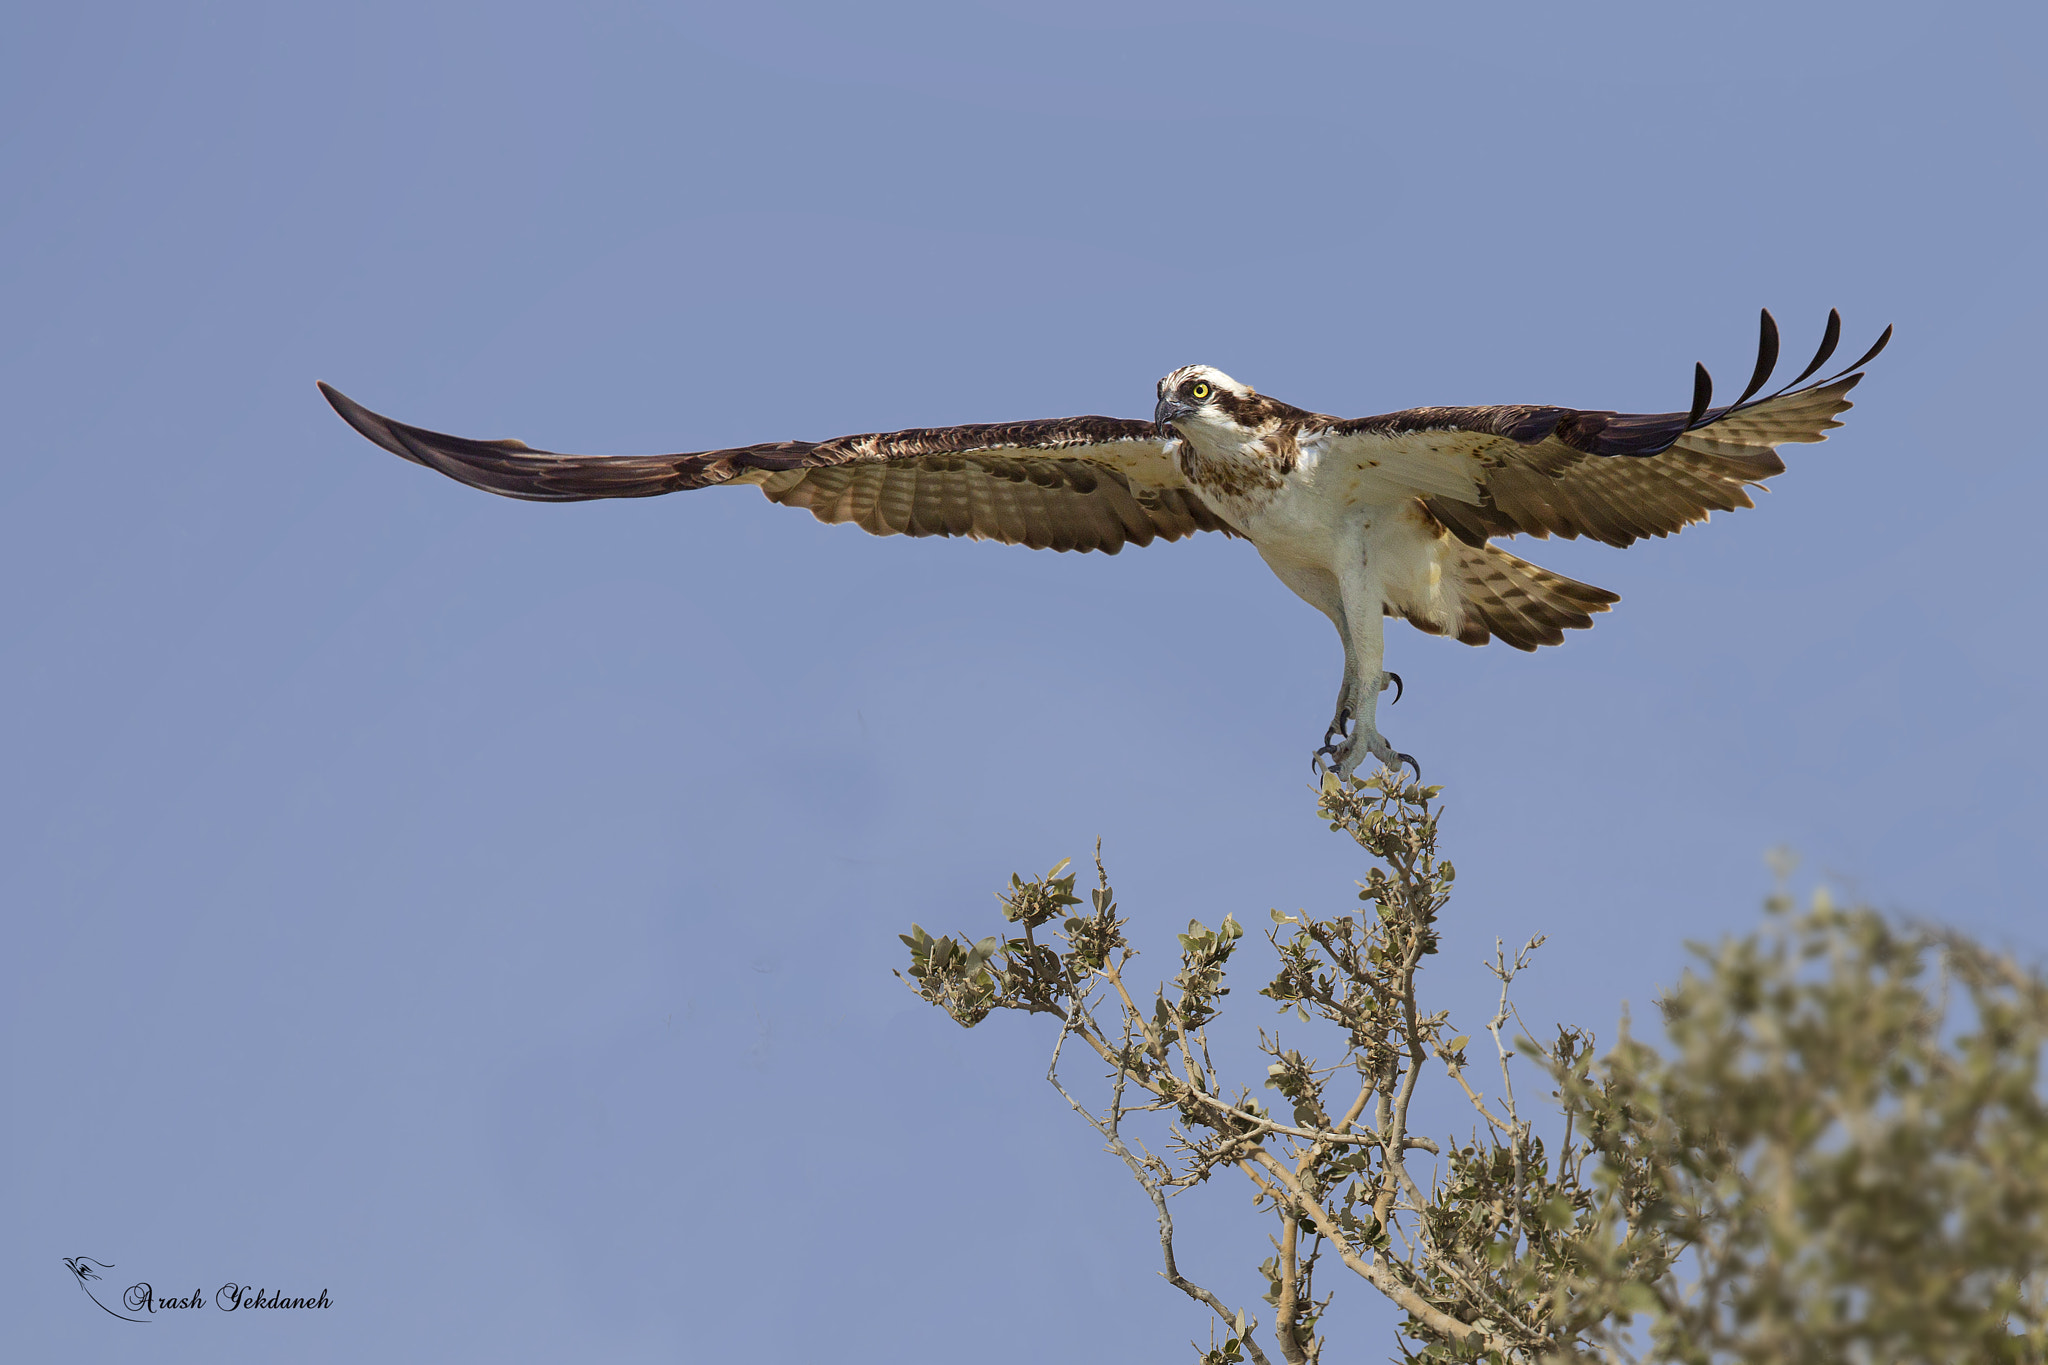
1154, 396, 1190, 431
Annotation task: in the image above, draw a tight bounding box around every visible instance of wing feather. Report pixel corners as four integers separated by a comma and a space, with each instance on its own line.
935, 457, 976, 537
1422, 541, 1618, 651
317, 384, 1229, 555
986, 465, 1036, 547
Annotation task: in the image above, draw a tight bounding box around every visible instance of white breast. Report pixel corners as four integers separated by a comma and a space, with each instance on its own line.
1240, 435, 1415, 571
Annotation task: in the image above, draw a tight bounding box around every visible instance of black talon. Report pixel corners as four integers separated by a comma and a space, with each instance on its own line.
1323, 707, 1353, 746
1397, 752, 1421, 781
1384, 672, 1403, 705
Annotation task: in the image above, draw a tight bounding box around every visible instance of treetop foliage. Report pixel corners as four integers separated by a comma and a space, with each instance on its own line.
900, 773, 2048, 1363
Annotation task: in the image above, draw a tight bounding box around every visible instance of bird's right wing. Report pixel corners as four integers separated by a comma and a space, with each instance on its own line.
1302, 310, 1889, 548
319, 384, 1230, 554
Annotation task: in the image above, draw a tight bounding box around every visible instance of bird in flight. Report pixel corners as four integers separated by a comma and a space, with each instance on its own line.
63, 1255, 111, 1286
321, 309, 1886, 779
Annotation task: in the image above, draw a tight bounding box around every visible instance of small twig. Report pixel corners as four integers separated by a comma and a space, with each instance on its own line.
1098, 956, 1168, 1061
1173, 1086, 1428, 1148
1484, 935, 1544, 1250
1047, 1005, 1275, 1365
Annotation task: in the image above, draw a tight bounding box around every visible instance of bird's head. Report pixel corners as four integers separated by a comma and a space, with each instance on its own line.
1154, 365, 1259, 441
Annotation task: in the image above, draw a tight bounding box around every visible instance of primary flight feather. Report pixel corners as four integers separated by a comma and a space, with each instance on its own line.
320, 309, 1887, 778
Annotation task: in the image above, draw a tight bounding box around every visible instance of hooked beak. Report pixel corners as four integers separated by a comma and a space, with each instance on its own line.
1154, 395, 1193, 434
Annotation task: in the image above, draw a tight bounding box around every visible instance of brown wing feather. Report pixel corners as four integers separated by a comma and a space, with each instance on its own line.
753, 454, 1226, 553
317, 383, 1229, 554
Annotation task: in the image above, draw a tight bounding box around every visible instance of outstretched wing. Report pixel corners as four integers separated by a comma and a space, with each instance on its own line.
318, 384, 1230, 555
1308, 310, 1891, 548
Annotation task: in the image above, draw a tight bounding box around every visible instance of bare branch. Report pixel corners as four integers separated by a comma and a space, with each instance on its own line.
1048, 1005, 1275, 1365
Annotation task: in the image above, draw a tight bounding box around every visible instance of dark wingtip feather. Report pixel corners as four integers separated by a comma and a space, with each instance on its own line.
1733, 309, 1781, 408
1685, 362, 1713, 431
1822, 322, 1893, 385
1776, 308, 1843, 395
316, 381, 430, 466
316, 383, 578, 497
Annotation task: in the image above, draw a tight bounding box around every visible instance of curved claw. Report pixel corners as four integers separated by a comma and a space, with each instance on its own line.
1396, 752, 1421, 782
1323, 707, 1352, 748
1311, 741, 1346, 775
1383, 672, 1404, 706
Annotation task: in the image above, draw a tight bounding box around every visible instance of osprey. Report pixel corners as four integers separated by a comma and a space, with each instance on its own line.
321, 310, 1886, 779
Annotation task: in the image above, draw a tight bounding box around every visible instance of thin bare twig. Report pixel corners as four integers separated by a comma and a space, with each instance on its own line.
1048, 1005, 1275, 1365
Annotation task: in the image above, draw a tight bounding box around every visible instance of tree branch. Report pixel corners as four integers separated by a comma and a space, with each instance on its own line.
1047, 1005, 1275, 1365
1240, 1153, 1519, 1359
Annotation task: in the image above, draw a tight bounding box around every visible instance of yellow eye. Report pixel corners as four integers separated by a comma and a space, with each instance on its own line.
1191, 382, 1211, 400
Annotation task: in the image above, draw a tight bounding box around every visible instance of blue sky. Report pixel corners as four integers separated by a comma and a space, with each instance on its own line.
6, 3, 2043, 1361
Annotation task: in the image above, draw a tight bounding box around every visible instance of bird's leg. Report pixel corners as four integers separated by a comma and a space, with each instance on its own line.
1322, 641, 1360, 750
1318, 561, 1419, 782
1314, 664, 1362, 773
1313, 623, 1379, 773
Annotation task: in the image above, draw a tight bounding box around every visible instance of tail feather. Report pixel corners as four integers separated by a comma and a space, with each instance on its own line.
1424, 541, 1619, 651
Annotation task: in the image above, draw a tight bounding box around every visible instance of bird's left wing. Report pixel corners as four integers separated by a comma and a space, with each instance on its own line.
319, 384, 1230, 554
1302, 310, 1890, 548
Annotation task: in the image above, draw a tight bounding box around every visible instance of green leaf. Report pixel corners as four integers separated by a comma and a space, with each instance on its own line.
1617, 1281, 1658, 1317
